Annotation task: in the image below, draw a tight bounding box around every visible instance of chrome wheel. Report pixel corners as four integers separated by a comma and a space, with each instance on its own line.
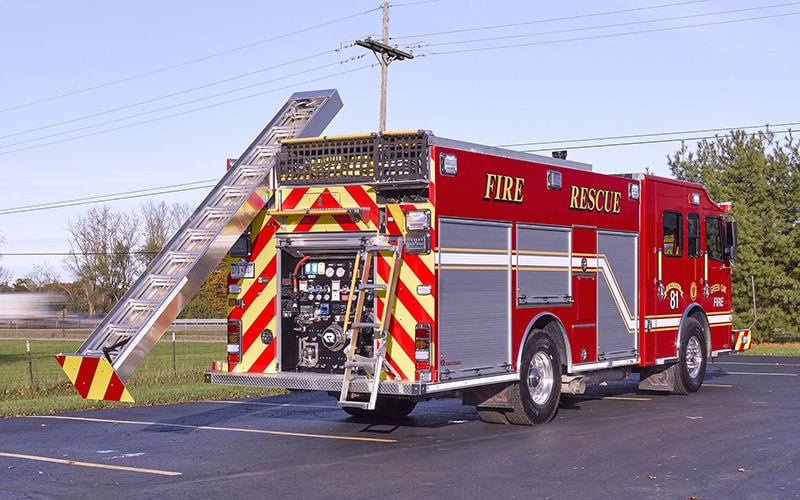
527, 351, 555, 405
685, 334, 703, 379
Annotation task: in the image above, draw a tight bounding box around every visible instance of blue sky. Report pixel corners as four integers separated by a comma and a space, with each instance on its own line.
1, 0, 797, 280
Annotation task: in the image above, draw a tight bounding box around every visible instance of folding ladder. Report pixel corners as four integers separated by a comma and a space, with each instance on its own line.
66, 90, 342, 384
339, 237, 404, 411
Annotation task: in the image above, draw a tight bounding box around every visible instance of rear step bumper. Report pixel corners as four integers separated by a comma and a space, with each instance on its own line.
206, 371, 420, 396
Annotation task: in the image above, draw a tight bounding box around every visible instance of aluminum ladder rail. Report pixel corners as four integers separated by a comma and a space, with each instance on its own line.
339, 237, 404, 411
71, 89, 343, 384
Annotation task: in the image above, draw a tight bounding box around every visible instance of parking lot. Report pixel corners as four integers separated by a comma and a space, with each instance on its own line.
2, 355, 798, 499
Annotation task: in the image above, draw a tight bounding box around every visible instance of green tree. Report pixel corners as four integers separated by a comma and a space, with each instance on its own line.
65, 205, 141, 316
668, 129, 800, 341
179, 259, 227, 319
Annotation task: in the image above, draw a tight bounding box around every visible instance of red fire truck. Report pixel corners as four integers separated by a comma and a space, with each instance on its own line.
211, 129, 749, 425
57, 90, 749, 425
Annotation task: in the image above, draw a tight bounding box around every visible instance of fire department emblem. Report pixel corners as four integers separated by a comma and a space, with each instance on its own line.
690, 281, 697, 300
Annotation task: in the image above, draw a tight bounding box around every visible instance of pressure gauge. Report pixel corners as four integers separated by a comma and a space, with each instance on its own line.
335, 267, 346, 278
325, 266, 335, 277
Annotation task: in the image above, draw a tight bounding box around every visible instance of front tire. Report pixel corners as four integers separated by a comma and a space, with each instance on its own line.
672, 316, 707, 395
506, 330, 561, 425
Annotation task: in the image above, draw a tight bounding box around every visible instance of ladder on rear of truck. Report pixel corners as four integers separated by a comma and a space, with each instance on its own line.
58, 90, 342, 395
339, 237, 404, 411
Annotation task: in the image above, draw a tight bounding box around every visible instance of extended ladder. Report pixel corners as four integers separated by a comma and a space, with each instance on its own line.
339, 237, 404, 411
64, 90, 343, 387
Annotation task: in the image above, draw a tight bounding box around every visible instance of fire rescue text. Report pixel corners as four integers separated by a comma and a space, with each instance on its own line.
568, 185, 622, 214
484, 173, 524, 203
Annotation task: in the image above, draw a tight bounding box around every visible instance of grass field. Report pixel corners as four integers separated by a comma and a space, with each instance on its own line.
1, 338, 797, 418
0, 338, 280, 418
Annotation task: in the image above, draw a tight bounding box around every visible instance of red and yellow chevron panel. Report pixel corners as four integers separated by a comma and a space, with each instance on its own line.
734, 329, 752, 351
378, 203, 436, 381
55, 354, 134, 402
227, 183, 438, 382
227, 210, 279, 373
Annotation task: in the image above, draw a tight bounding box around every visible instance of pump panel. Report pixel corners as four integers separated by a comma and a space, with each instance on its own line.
278, 252, 374, 373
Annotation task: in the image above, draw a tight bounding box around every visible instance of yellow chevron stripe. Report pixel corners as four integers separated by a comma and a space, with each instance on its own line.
383, 203, 436, 379
60, 355, 82, 383
385, 296, 418, 378
235, 316, 278, 373
85, 359, 115, 400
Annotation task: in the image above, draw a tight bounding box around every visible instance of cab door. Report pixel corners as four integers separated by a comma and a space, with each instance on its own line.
653, 203, 688, 358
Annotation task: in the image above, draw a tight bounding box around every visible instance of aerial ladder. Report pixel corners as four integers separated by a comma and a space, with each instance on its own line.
56, 89, 342, 402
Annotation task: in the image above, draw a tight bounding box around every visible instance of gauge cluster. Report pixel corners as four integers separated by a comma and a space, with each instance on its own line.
279, 253, 375, 373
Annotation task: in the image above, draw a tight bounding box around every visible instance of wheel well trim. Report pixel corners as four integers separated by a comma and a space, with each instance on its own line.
518, 312, 569, 373
675, 303, 711, 357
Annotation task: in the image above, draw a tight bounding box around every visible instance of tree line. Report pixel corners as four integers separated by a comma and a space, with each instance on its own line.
668, 128, 800, 341
1, 129, 799, 339
0, 200, 227, 319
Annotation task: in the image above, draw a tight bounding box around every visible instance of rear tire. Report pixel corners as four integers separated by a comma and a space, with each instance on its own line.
477, 408, 510, 425
505, 330, 561, 425
672, 316, 707, 395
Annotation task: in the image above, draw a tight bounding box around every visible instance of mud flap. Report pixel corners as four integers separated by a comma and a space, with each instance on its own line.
638, 364, 676, 392
463, 382, 514, 409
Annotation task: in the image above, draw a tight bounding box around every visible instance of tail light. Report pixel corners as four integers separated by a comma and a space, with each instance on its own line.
227, 319, 242, 364
415, 323, 431, 369
405, 209, 431, 254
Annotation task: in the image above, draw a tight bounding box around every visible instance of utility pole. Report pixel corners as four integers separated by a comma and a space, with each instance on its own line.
356, 1, 413, 132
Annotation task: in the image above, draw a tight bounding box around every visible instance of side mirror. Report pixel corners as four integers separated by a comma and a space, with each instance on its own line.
725, 220, 738, 261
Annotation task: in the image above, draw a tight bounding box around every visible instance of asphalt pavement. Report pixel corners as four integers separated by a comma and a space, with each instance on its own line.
1, 355, 798, 499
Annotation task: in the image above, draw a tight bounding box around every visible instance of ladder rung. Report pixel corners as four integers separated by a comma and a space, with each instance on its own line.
358, 283, 387, 290
345, 360, 377, 369
351, 322, 380, 329
338, 401, 371, 410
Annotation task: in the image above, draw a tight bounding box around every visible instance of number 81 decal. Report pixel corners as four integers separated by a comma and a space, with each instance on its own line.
663, 282, 684, 311
669, 289, 680, 310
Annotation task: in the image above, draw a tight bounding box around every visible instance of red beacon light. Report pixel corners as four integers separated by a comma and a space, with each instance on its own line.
719, 202, 732, 213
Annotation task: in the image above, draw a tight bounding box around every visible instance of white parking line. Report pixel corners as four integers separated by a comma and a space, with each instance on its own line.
28, 415, 397, 443
722, 372, 798, 377
715, 361, 800, 367
0, 451, 181, 476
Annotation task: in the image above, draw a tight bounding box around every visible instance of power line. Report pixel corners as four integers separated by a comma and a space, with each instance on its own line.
1, 121, 797, 261
0, 64, 373, 156
2, 4, 793, 155
0, 7, 380, 114
3, 251, 158, 257
0, 120, 795, 219
0, 50, 334, 142
0, 4, 795, 158
409, 3, 800, 50
415, 9, 800, 57
391, 0, 712, 40
0, 180, 217, 216
29, 2, 704, 144
0, 57, 367, 151
499, 121, 800, 150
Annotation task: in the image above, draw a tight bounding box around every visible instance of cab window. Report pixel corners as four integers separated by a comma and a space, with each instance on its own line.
687, 212, 700, 258
663, 211, 682, 257
705, 216, 724, 262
